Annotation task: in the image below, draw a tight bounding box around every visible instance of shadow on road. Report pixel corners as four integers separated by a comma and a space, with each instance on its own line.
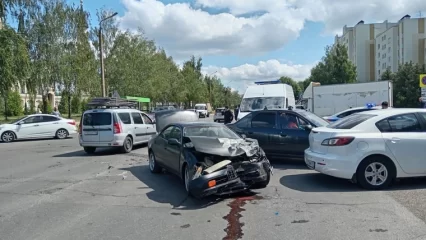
281, 173, 426, 192
270, 159, 308, 170
120, 165, 255, 210
52, 144, 147, 158
0, 137, 74, 144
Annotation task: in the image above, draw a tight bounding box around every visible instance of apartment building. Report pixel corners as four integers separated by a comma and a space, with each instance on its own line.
335, 15, 426, 82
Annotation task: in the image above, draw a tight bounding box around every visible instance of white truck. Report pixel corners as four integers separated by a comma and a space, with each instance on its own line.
300, 81, 393, 117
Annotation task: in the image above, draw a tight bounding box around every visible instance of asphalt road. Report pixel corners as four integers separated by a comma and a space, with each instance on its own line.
1, 117, 426, 240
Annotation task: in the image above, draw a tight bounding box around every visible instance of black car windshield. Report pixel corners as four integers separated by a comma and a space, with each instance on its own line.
183, 125, 240, 139
240, 97, 285, 112
297, 110, 329, 127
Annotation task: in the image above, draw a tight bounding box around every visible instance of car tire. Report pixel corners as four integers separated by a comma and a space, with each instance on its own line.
148, 150, 162, 173
183, 164, 195, 196
120, 136, 133, 153
55, 128, 69, 139
1, 131, 15, 143
356, 156, 395, 190
84, 147, 96, 154
207, 113, 209, 117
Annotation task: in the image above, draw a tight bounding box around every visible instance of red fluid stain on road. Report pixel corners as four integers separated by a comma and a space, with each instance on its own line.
222, 195, 263, 240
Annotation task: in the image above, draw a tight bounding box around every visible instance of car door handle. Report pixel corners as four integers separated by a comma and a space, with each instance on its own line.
134, 127, 138, 129
280, 133, 287, 137
34, 124, 39, 126
391, 138, 400, 143
53, 122, 59, 124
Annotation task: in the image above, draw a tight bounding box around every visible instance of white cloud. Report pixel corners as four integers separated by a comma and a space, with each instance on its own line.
202, 60, 315, 92
119, 0, 426, 58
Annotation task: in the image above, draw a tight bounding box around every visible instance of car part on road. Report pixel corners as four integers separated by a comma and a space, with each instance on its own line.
55, 128, 69, 139
1, 131, 15, 143
84, 147, 96, 154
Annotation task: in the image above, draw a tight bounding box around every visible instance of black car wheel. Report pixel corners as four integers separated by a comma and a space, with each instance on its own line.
55, 128, 69, 139
120, 136, 133, 153
149, 151, 162, 173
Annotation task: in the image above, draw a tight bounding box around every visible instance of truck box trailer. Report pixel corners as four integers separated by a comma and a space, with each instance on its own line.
301, 81, 393, 117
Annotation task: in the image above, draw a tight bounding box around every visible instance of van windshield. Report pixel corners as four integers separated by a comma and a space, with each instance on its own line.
240, 97, 285, 112
195, 105, 206, 110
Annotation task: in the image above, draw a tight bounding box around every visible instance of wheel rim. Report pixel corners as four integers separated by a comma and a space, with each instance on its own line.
2, 132, 13, 142
125, 138, 132, 150
149, 153, 155, 171
365, 162, 388, 186
57, 130, 67, 139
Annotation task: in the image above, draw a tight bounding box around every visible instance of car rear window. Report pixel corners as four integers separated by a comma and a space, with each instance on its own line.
327, 114, 376, 129
83, 112, 111, 126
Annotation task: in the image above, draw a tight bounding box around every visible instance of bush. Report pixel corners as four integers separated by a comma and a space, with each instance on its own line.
71, 95, 81, 114
5, 91, 23, 116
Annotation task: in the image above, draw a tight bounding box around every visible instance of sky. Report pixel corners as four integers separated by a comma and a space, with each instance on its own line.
67, 0, 426, 91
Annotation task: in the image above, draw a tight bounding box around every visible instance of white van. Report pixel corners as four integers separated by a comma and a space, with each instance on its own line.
194, 103, 209, 118
238, 81, 295, 119
79, 108, 156, 154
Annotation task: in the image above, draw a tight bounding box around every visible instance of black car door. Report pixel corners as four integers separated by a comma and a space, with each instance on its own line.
275, 112, 311, 159
246, 111, 279, 154
163, 126, 182, 175
152, 125, 174, 166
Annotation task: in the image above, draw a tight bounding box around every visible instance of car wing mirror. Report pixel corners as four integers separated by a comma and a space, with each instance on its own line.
302, 124, 313, 131
16, 122, 22, 125
167, 138, 180, 146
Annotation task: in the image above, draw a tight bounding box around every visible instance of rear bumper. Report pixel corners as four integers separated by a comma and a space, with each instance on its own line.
78, 134, 126, 147
304, 148, 357, 180
213, 116, 224, 121
189, 160, 272, 198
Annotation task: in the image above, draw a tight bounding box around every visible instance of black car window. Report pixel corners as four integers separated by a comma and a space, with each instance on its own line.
251, 112, 276, 128
328, 114, 375, 129
161, 126, 175, 139
169, 127, 182, 142
141, 113, 153, 124
279, 112, 305, 129
375, 119, 392, 132
385, 113, 422, 132
419, 112, 426, 122
22, 116, 37, 124
296, 110, 329, 127
83, 112, 111, 126
41, 116, 60, 122
131, 112, 144, 124
118, 112, 132, 124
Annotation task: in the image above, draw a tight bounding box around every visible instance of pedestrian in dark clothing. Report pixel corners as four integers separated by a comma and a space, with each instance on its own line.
223, 106, 234, 124
419, 97, 426, 108
381, 101, 389, 109
234, 105, 239, 121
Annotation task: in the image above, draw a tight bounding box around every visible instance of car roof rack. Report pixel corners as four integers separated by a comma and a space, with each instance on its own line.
87, 97, 137, 109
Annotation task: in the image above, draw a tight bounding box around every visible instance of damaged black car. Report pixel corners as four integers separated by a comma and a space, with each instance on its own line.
148, 110, 273, 199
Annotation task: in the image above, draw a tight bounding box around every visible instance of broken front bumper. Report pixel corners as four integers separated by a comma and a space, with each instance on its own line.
188, 159, 273, 198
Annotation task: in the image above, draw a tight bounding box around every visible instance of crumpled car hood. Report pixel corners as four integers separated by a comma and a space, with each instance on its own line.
185, 136, 260, 157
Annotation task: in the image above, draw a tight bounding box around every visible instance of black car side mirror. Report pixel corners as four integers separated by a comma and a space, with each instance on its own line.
168, 138, 180, 146
16, 122, 22, 125
301, 124, 313, 131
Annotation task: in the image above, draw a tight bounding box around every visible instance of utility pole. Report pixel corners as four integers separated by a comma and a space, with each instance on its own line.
99, 12, 118, 97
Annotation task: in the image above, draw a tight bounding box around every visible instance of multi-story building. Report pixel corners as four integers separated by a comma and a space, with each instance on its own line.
335, 15, 426, 82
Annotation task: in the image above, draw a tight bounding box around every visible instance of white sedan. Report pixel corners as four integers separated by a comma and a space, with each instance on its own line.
305, 108, 426, 190
0, 114, 77, 142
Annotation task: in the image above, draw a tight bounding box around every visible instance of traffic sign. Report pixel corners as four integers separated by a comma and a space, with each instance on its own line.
419, 74, 426, 87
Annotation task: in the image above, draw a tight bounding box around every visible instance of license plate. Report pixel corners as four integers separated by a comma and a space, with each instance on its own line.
306, 159, 315, 169
84, 131, 98, 135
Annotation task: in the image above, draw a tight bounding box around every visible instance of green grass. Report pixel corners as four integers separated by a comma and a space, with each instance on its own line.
0, 114, 82, 124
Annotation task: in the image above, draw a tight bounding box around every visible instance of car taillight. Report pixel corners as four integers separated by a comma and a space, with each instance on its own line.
321, 137, 354, 146
68, 120, 76, 125
113, 122, 122, 134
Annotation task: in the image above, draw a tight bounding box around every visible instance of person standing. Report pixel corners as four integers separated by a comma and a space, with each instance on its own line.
223, 106, 234, 124
234, 105, 239, 121
51, 107, 61, 117
419, 97, 426, 108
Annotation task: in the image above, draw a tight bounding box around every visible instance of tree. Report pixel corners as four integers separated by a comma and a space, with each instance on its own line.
380, 67, 394, 81
309, 43, 357, 85
279, 76, 302, 100
0, 26, 30, 120
392, 62, 425, 108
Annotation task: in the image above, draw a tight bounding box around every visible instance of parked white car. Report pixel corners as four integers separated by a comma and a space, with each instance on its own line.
305, 108, 426, 190
79, 108, 156, 154
0, 114, 77, 142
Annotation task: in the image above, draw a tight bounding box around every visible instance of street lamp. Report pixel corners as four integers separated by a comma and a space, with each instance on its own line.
99, 12, 118, 97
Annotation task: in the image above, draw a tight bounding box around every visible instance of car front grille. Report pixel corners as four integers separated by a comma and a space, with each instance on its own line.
227, 165, 237, 180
